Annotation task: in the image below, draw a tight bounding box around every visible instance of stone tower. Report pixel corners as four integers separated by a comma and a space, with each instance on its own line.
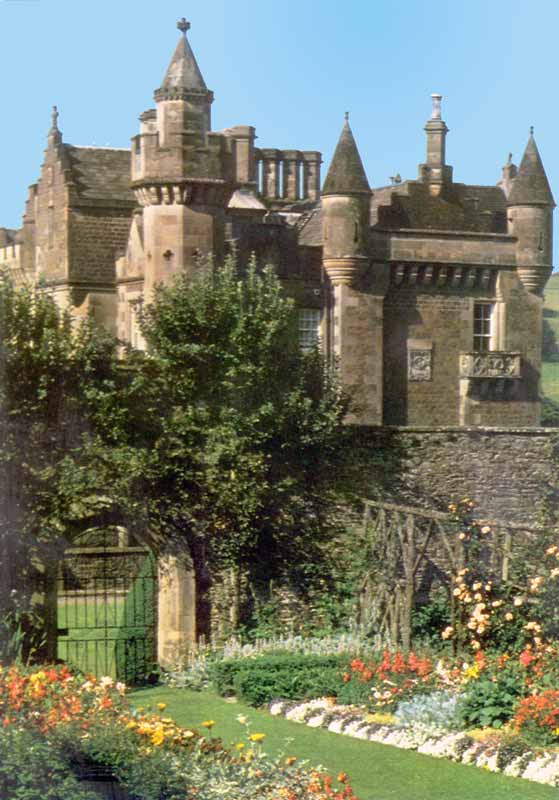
507, 130, 555, 295
130, 18, 235, 295
321, 114, 387, 424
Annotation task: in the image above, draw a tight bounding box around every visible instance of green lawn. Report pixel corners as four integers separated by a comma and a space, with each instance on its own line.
128, 687, 558, 800
541, 361, 559, 402
544, 274, 559, 314
57, 582, 155, 681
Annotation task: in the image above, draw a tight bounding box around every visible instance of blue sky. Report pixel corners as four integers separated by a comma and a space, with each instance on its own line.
2, 0, 559, 264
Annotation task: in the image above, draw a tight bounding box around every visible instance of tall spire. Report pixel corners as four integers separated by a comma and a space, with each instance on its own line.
155, 18, 208, 101
322, 114, 370, 196
508, 130, 555, 207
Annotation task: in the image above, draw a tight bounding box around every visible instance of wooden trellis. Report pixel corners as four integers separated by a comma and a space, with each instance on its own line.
358, 499, 546, 650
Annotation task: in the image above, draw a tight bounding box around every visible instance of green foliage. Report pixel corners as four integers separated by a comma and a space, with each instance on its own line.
0, 726, 98, 800
541, 395, 559, 427
542, 318, 559, 361
52, 719, 189, 800
458, 659, 524, 729
0, 272, 121, 660
211, 653, 346, 706
59, 258, 351, 636
411, 588, 452, 649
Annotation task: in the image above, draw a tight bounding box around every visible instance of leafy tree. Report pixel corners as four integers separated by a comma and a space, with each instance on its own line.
0, 272, 118, 659
60, 259, 349, 637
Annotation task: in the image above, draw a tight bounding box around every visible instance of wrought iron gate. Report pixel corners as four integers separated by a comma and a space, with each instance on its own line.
57, 530, 157, 684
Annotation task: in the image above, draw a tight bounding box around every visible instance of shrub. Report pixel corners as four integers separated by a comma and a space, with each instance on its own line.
512, 689, 559, 746
458, 657, 523, 729
0, 726, 98, 800
394, 690, 462, 734
212, 653, 347, 706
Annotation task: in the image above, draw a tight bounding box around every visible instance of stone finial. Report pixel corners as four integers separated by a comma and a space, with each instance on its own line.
51, 105, 59, 130
530, 125, 534, 136
344, 111, 349, 122
431, 94, 442, 120
177, 17, 190, 35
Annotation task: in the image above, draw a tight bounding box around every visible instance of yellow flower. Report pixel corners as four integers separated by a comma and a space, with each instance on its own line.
513, 597, 523, 607
248, 732, 266, 742
492, 600, 503, 608
453, 587, 461, 597
529, 577, 543, 593
236, 715, 248, 725
236, 742, 245, 750
441, 626, 454, 640
201, 720, 215, 729
458, 532, 466, 540
285, 756, 297, 766
472, 582, 482, 591
150, 726, 165, 746
481, 526, 491, 534
156, 703, 167, 711
125, 720, 137, 730
183, 730, 195, 739
504, 612, 514, 621
471, 640, 481, 650
546, 546, 558, 555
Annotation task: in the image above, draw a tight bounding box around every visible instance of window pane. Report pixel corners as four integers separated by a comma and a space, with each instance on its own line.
298, 308, 320, 351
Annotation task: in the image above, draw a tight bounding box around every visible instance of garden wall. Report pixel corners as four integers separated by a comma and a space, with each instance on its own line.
352, 426, 558, 526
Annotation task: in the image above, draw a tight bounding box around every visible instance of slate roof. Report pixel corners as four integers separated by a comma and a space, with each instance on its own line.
508, 134, 555, 207
297, 207, 323, 246
160, 32, 207, 92
64, 145, 135, 207
322, 117, 370, 196
372, 182, 508, 233
297, 178, 510, 247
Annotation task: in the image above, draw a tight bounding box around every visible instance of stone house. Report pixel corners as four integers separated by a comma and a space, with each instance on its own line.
1, 18, 554, 429
1, 19, 556, 661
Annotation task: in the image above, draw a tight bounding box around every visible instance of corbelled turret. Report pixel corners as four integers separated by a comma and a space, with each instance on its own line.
153, 17, 214, 147
507, 129, 555, 294
130, 19, 235, 293
322, 113, 371, 286
322, 113, 370, 197
321, 115, 384, 426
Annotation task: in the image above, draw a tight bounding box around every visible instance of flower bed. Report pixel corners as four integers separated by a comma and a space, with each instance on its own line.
269, 698, 559, 787
0, 663, 360, 799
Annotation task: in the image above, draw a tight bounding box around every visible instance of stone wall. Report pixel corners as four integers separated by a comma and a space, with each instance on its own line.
351, 426, 558, 525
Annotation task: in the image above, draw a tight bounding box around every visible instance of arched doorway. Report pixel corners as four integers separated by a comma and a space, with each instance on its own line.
56, 528, 157, 684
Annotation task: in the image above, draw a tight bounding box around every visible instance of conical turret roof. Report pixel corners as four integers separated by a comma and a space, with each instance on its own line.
322, 115, 370, 196
159, 18, 207, 94
508, 131, 555, 206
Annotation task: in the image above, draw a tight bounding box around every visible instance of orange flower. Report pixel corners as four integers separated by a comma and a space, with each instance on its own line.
337, 772, 348, 783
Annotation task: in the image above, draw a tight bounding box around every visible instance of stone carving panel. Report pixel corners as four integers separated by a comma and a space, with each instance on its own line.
408, 349, 432, 381
459, 352, 521, 379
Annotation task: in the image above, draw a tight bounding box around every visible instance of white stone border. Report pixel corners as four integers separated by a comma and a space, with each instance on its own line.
268, 699, 559, 787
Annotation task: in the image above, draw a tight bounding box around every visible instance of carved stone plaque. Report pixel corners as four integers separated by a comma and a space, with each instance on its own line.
408, 349, 432, 381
